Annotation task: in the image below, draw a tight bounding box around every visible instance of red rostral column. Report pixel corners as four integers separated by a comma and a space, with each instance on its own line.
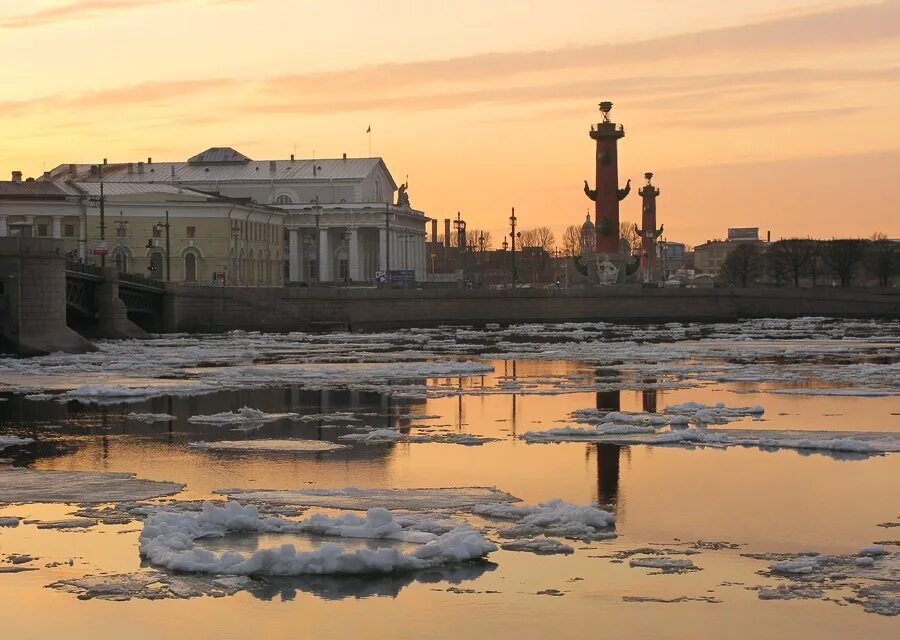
638, 172, 661, 277
585, 101, 629, 254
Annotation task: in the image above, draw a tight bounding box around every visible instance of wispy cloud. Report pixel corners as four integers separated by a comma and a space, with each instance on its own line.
0, 78, 239, 117
0, 0, 239, 30
263, 1, 900, 95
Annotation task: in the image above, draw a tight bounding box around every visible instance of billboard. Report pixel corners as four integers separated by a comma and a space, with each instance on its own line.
727, 228, 759, 241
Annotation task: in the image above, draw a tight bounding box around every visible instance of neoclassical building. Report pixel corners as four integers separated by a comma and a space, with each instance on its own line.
0, 177, 285, 286
43, 147, 428, 283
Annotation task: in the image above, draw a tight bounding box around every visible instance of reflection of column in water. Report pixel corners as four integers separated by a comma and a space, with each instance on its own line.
511, 393, 518, 437
595, 443, 621, 508
642, 385, 657, 413
166, 396, 174, 441
596, 390, 620, 411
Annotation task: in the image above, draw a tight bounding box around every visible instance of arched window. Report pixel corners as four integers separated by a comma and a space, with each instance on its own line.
114, 247, 128, 273
185, 252, 197, 282
149, 252, 163, 280
274, 194, 293, 205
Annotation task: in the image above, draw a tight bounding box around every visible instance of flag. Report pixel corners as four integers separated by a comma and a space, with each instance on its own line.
366, 125, 371, 133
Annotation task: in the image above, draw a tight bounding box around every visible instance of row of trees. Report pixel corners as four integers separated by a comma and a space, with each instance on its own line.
721, 238, 898, 288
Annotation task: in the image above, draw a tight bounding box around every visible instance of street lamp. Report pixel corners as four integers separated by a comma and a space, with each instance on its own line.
509, 207, 518, 286
146, 211, 171, 281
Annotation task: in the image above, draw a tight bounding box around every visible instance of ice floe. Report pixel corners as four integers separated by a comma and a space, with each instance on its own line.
0, 516, 20, 527
501, 537, 575, 555
189, 439, 348, 454
754, 550, 899, 616
188, 407, 299, 425
0, 469, 183, 503
338, 429, 498, 446
663, 402, 765, 424
48, 571, 253, 601
0, 436, 33, 451
138, 502, 496, 576
32, 518, 97, 530
629, 557, 700, 573
473, 499, 616, 541
126, 413, 176, 423
219, 486, 519, 511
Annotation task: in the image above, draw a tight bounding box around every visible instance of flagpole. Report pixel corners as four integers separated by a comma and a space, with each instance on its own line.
367, 124, 372, 157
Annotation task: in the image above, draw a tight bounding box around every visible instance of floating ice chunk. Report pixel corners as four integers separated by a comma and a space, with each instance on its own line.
48, 571, 253, 601
126, 413, 176, 423
769, 388, 896, 397
220, 486, 520, 511
34, 518, 97, 530
297, 509, 441, 544
770, 557, 820, 574
629, 557, 698, 573
0, 517, 20, 527
24, 393, 56, 401
501, 537, 575, 555
339, 430, 498, 446
189, 439, 348, 453
522, 423, 657, 442
63, 383, 214, 402
0, 469, 183, 503
475, 499, 616, 541
188, 407, 298, 425
0, 436, 33, 451
338, 429, 404, 444
859, 545, 888, 557
138, 502, 496, 576
664, 402, 764, 424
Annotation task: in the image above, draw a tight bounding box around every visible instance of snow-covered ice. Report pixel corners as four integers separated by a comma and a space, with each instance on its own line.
188, 407, 298, 425
189, 440, 348, 453
138, 502, 497, 576
501, 537, 575, 555
126, 413, 176, 423
629, 557, 699, 573
220, 487, 520, 511
0, 469, 183, 503
0, 436, 33, 451
474, 499, 616, 541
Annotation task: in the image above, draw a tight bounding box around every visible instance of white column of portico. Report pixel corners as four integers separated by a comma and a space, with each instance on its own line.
288, 228, 300, 282
348, 228, 360, 282
378, 227, 387, 272
318, 228, 331, 281
390, 230, 399, 272
0, 216, 7, 237
51, 215, 62, 239
415, 232, 425, 281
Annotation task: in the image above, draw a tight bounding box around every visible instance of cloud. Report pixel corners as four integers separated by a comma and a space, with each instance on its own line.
0, 0, 239, 29
662, 106, 869, 129
263, 1, 900, 95
0, 78, 239, 117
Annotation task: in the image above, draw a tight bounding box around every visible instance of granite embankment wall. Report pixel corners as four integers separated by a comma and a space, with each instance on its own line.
162, 286, 900, 333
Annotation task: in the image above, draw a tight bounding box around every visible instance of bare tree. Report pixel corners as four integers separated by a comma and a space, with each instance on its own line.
871, 231, 888, 241
465, 229, 494, 251
766, 239, 817, 287
863, 239, 898, 287
820, 239, 867, 287
619, 220, 639, 255
720, 244, 762, 287
519, 227, 555, 252
562, 225, 583, 256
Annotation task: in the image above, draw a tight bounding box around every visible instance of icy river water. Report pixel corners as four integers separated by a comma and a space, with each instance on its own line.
0, 318, 898, 638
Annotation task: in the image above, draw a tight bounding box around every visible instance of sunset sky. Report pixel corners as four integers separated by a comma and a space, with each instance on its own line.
2, 0, 898, 246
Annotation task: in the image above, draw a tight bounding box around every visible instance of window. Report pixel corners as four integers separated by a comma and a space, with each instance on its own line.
152, 225, 162, 238
339, 259, 349, 281
186, 226, 196, 239
114, 248, 128, 273
149, 252, 163, 279
37, 224, 48, 237
64, 224, 75, 237
274, 194, 293, 205
117, 225, 126, 238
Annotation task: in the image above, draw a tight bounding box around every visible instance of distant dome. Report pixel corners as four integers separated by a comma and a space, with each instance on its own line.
582, 214, 595, 232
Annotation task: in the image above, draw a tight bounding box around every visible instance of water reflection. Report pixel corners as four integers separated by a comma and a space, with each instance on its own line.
248, 562, 498, 601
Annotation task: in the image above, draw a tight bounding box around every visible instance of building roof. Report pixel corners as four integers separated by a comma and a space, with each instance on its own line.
43, 148, 395, 189
0, 180, 68, 199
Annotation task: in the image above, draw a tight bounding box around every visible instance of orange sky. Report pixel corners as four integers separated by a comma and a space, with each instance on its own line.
2, 0, 898, 246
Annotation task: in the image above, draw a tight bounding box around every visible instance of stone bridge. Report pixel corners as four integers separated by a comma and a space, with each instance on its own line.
0, 238, 162, 354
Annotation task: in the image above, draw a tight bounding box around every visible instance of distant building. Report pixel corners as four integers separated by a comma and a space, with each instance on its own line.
35, 147, 428, 284
694, 228, 765, 274
0, 177, 284, 285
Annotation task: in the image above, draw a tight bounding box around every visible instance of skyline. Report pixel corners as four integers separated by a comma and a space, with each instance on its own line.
2, 0, 899, 246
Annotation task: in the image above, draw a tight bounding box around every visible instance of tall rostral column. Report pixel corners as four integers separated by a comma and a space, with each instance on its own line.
584, 101, 629, 255
638, 172, 662, 281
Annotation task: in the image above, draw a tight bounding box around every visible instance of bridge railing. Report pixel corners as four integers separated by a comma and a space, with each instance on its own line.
65, 260, 104, 278
118, 271, 165, 291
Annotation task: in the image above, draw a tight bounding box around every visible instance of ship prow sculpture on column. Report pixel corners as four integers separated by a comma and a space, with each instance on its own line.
583, 101, 629, 285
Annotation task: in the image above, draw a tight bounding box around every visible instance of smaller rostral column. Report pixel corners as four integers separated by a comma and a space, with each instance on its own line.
584, 101, 629, 255
637, 172, 663, 282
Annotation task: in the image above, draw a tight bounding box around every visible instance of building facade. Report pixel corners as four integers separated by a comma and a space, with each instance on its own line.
694, 228, 766, 274
0, 177, 285, 285
42, 148, 428, 284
